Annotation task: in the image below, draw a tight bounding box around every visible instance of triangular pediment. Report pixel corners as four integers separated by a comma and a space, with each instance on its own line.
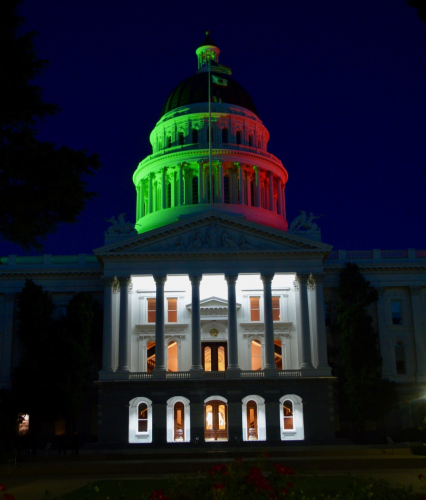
94, 212, 332, 260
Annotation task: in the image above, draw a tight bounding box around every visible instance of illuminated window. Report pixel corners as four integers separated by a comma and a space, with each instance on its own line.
274, 339, 283, 370
17, 413, 30, 436
246, 400, 258, 440
283, 400, 294, 430
178, 131, 184, 145
205, 398, 228, 441
248, 134, 253, 147
147, 341, 155, 372
168, 341, 178, 372
242, 395, 266, 441
250, 297, 260, 321
167, 298, 177, 323
166, 396, 191, 443
236, 130, 241, 145
251, 339, 262, 370
204, 345, 211, 371
147, 298, 156, 323
395, 341, 406, 374
192, 128, 198, 144
202, 343, 227, 371
174, 402, 184, 441
129, 397, 152, 443
167, 135, 172, 147
272, 296, 281, 321
391, 300, 402, 325
222, 128, 228, 143
192, 176, 199, 204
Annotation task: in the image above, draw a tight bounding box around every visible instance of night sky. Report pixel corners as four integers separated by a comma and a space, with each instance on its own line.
3, 0, 426, 256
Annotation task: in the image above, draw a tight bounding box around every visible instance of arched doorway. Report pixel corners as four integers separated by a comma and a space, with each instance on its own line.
202, 342, 227, 371
205, 399, 228, 441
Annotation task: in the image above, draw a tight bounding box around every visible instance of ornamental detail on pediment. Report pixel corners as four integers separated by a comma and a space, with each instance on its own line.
160, 222, 273, 252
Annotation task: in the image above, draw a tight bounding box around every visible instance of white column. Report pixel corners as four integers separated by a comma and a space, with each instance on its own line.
1, 293, 15, 384
311, 274, 330, 370
296, 273, 313, 369
268, 171, 274, 211
261, 273, 277, 374
410, 286, 426, 380
225, 274, 240, 375
153, 275, 167, 377
117, 277, 132, 372
190, 275, 203, 375
101, 277, 114, 372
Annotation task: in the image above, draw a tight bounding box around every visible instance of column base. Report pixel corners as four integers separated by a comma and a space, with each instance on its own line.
152, 369, 167, 380
263, 367, 279, 378
190, 367, 204, 379
226, 367, 241, 379
301, 363, 314, 370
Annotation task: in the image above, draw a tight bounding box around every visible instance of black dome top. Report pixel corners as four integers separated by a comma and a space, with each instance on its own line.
160, 71, 258, 117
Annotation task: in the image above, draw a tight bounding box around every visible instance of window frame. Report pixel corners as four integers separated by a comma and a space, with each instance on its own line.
129, 397, 153, 443
250, 296, 261, 322
241, 395, 266, 441
166, 396, 191, 443
279, 394, 304, 441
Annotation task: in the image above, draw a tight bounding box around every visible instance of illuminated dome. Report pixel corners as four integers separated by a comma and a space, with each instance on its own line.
133, 34, 289, 235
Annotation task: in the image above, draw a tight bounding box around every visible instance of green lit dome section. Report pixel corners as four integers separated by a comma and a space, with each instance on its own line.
133, 35, 289, 235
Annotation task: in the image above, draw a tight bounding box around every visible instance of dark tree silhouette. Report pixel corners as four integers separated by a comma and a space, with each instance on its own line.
407, 0, 426, 25
0, 0, 101, 251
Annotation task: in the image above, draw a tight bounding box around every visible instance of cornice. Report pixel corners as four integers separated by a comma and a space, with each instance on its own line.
324, 263, 426, 273
0, 269, 102, 279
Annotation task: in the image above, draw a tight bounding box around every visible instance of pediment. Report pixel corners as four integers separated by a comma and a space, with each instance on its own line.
94, 212, 332, 260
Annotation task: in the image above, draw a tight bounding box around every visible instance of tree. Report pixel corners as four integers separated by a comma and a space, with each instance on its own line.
407, 0, 426, 25
333, 263, 396, 435
0, 0, 101, 251
12, 280, 102, 431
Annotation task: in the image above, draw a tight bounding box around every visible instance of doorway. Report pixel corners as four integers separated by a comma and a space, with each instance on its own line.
205, 400, 228, 441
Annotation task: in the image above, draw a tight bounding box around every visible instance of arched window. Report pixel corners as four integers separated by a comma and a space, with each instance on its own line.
166, 396, 191, 443
251, 339, 262, 370
279, 394, 304, 441
192, 128, 199, 144
178, 131, 184, 145
248, 134, 253, 147
236, 130, 241, 145
147, 341, 155, 372
166, 182, 171, 208
395, 341, 406, 374
222, 128, 228, 144
129, 397, 153, 443
223, 175, 230, 203
192, 176, 199, 204
205, 396, 228, 442
168, 340, 178, 372
274, 339, 283, 370
250, 180, 255, 206
242, 395, 266, 441
167, 135, 172, 148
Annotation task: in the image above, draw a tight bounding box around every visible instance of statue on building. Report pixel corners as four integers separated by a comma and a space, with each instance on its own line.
105, 213, 137, 234
289, 211, 323, 231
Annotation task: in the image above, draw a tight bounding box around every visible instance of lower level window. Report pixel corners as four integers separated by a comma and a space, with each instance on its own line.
279, 394, 304, 441
205, 397, 228, 441
129, 397, 153, 443
166, 396, 191, 443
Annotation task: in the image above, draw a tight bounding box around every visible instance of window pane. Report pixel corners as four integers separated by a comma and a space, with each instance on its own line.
250, 297, 260, 321
251, 340, 262, 370
272, 296, 280, 321
206, 405, 213, 429
147, 298, 156, 323
168, 298, 177, 323
147, 341, 155, 372
218, 346, 225, 371
218, 405, 226, 429
283, 400, 294, 430
138, 403, 148, 432
204, 346, 211, 371
391, 301, 402, 325
274, 339, 282, 370
168, 341, 178, 372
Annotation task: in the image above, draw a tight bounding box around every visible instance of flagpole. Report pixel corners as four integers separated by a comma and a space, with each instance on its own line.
208, 53, 213, 210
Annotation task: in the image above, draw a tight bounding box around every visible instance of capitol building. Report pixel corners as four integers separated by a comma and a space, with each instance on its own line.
1, 34, 425, 446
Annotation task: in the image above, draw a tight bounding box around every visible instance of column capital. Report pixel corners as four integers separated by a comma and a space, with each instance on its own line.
153, 275, 167, 286
260, 273, 274, 285
311, 273, 324, 285
216, 159, 223, 166
410, 286, 421, 296
117, 276, 132, 291
189, 275, 202, 286
102, 276, 116, 287
225, 274, 238, 286
295, 273, 310, 284
197, 159, 205, 166
234, 161, 241, 168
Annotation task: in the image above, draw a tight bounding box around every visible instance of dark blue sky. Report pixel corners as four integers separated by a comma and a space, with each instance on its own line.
2, 0, 425, 256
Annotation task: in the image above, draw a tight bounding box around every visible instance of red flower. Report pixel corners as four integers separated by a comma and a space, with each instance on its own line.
150, 489, 169, 500
419, 474, 424, 480
0, 486, 6, 492
3, 494, 15, 500
235, 457, 243, 463
210, 464, 228, 475
281, 487, 288, 496
213, 483, 225, 490
286, 481, 294, 488
274, 464, 295, 476
263, 452, 271, 458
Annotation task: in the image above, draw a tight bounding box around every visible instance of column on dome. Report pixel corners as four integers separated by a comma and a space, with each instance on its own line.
281, 183, 287, 221
162, 167, 167, 209
296, 274, 313, 369
148, 173, 153, 214
153, 275, 167, 377
278, 178, 284, 216
136, 183, 142, 220
268, 171, 274, 212
117, 277, 132, 372
232, 164, 239, 203
261, 273, 278, 374
225, 274, 240, 375
197, 160, 203, 204
1, 293, 15, 382
254, 166, 261, 208
217, 160, 224, 203
101, 277, 115, 372
178, 162, 185, 206
310, 274, 330, 370
190, 275, 203, 376
236, 163, 245, 205
410, 286, 426, 380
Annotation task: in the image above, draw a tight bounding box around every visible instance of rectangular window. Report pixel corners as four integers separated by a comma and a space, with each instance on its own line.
147, 298, 156, 323
272, 296, 280, 321
250, 297, 260, 321
391, 300, 402, 325
167, 298, 177, 323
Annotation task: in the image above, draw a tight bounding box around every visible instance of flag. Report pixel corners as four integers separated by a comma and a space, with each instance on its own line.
211, 62, 232, 75
212, 75, 228, 87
